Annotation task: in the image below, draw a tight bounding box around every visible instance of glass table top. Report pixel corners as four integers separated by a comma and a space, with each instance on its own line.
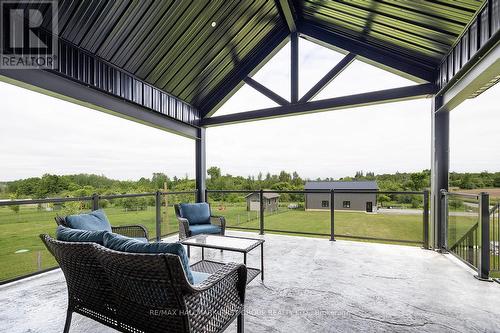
180, 235, 264, 252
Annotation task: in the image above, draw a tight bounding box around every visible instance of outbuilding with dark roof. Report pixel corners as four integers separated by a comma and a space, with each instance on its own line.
304, 181, 379, 212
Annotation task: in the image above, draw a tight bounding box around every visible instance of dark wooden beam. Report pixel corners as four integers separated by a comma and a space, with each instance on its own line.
276, 0, 297, 32
299, 22, 436, 83
201, 83, 437, 126
243, 77, 289, 106
299, 53, 356, 103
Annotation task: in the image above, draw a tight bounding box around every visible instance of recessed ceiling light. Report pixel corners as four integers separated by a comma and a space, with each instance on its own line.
211, 21, 217, 28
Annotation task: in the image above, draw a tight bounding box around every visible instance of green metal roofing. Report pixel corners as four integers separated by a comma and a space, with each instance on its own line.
296, 0, 484, 65
33, 0, 484, 116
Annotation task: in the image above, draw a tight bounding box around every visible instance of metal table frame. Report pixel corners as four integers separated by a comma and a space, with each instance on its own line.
181, 235, 265, 283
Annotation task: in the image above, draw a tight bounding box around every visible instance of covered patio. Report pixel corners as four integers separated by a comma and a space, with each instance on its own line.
2, 231, 500, 333
1, 0, 500, 332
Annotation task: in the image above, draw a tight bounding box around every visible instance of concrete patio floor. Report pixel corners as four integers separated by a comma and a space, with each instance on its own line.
1, 231, 500, 332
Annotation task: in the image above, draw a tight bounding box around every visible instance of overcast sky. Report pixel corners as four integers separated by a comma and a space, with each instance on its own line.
0, 39, 498, 181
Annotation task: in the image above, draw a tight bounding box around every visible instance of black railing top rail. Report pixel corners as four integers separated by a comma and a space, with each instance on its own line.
0, 196, 94, 206
159, 191, 198, 195
0, 190, 198, 207
207, 189, 425, 195
100, 193, 156, 199
442, 191, 480, 199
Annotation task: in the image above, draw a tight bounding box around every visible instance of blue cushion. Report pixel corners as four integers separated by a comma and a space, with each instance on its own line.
192, 271, 211, 285
56, 225, 108, 245
65, 209, 112, 232
179, 203, 211, 225
103, 233, 194, 284
189, 224, 221, 236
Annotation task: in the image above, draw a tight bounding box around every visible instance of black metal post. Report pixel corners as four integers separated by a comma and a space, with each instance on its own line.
91, 193, 99, 211
259, 190, 264, 235
155, 191, 162, 242
204, 189, 208, 203
476, 192, 491, 281
195, 127, 206, 203
330, 189, 335, 241
290, 31, 299, 103
423, 190, 430, 249
431, 95, 449, 250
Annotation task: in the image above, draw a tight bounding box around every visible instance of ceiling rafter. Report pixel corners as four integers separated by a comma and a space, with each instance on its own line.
244, 77, 290, 106
299, 52, 356, 103
275, 0, 298, 32
201, 83, 437, 126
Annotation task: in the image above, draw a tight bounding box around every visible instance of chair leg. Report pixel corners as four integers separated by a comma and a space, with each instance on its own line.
63, 309, 72, 333
237, 312, 244, 333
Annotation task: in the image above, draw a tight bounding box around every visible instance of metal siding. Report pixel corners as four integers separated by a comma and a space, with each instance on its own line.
305, 193, 377, 212
494, 0, 500, 33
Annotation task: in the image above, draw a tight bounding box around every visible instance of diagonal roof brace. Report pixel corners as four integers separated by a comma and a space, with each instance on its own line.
244, 77, 290, 106
276, 0, 297, 32
299, 53, 357, 103
201, 83, 437, 126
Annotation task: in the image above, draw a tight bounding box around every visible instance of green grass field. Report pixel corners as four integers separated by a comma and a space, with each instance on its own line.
0, 203, 479, 282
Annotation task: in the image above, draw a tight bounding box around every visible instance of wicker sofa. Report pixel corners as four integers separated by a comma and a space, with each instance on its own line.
55, 215, 149, 241
40, 234, 247, 333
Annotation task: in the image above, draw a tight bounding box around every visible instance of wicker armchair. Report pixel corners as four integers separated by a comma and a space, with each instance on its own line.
55, 215, 149, 240
175, 204, 226, 240
40, 234, 247, 333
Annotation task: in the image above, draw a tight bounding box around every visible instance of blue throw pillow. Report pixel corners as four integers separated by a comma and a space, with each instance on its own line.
65, 209, 112, 232
103, 233, 194, 284
179, 203, 211, 225
56, 225, 108, 245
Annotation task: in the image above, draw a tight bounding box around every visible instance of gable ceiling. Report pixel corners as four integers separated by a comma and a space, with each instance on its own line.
31, 0, 484, 117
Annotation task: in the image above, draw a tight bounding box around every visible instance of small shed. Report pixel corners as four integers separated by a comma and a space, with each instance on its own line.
245, 192, 280, 212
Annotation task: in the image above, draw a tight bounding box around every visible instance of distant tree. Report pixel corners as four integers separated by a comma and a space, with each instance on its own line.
278, 171, 291, 183
378, 195, 390, 207
207, 166, 221, 179
494, 175, 500, 187
152, 172, 169, 190
460, 174, 474, 189
409, 172, 428, 191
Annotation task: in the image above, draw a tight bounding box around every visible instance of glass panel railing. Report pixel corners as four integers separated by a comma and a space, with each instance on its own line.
260, 192, 330, 237
100, 194, 156, 240
335, 192, 425, 245
161, 191, 197, 237
0, 198, 92, 282
206, 191, 260, 230
489, 201, 499, 277
206, 190, 427, 245
446, 193, 480, 268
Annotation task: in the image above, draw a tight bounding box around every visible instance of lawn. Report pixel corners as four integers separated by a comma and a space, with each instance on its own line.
0, 203, 479, 282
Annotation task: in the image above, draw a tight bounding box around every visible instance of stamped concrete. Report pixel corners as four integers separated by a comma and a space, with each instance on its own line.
1, 231, 500, 332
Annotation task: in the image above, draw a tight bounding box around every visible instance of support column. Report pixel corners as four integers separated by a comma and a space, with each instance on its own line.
195, 127, 206, 202
430, 96, 449, 250
290, 32, 299, 103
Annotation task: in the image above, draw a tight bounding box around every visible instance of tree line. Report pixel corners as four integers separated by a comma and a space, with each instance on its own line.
1, 168, 499, 201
